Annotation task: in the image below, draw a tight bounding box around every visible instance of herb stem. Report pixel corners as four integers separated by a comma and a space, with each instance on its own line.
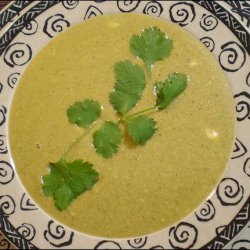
62, 129, 91, 159
124, 106, 157, 121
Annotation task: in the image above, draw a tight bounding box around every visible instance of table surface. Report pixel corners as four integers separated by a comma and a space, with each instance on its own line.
0, 0, 10, 10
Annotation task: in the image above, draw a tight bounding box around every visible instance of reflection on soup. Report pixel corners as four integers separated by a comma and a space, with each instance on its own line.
9, 14, 235, 238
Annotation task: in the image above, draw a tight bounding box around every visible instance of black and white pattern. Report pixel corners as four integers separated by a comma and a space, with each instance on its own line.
232, 239, 250, 250
17, 223, 36, 241
169, 222, 198, 249
232, 138, 247, 159
22, 20, 39, 35
234, 91, 250, 122
0, 1, 249, 249
127, 237, 147, 248
62, 1, 79, 10
200, 13, 218, 31
0, 105, 7, 127
43, 14, 70, 38
0, 195, 15, 216
95, 240, 122, 249
0, 1, 33, 30
243, 158, 250, 177
216, 178, 244, 206
169, 2, 196, 27
195, 200, 216, 222
201, 198, 250, 249
219, 41, 246, 72
44, 220, 74, 247
84, 5, 103, 20
117, 1, 141, 13
0, 161, 14, 185
0, 135, 7, 154
20, 193, 38, 211
143, 1, 163, 17
200, 36, 215, 52
247, 72, 250, 87
7, 72, 20, 89
4, 42, 32, 68
0, 210, 37, 249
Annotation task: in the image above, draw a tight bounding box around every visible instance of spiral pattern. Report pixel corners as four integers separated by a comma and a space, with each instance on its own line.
169, 2, 196, 27
200, 37, 215, 52
246, 72, 250, 87
7, 72, 20, 89
0, 135, 7, 154
0, 161, 14, 185
43, 14, 70, 38
234, 91, 250, 122
216, 178, 244, 206
22, 20, 38, 35
62, 0, 78, 9
232, 240, 250, 250
195, 200, 216, 222
3, 43, 32, 68
84, 5, 103, 20
219, 41, 246, 72
143, 1, 163, 17
0, 82, 3, 94
0, 105, 7, 126
243, 157, 250, 177
232, 138, 247, 159
0, 238, 10, 249
0, 195, 15, 215
117, 0, 141, 12
17, 223, 36, 241
200, 14, 218, 31
44, 220, 74, 247
95, 240, 122, 249
169, 222, 198, 249
128, 237, 147, 248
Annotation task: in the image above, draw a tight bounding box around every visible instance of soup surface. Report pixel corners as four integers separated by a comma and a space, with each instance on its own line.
9, 14, 235, 238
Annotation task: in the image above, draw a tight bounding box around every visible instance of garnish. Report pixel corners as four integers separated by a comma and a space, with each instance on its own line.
42, 159, 99, 211
67, 100, 101, 128
41, 26, 188, 211
126, 116, 157, 145
110, 61, 146, 115
155, 73, 188, 109
130, 27, 173, 74
93, 121, 122, 158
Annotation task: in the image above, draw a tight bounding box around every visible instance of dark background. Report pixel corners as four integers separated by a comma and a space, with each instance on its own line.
0, 0, 10, 10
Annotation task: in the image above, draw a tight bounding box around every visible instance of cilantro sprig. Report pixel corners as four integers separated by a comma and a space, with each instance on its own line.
41, 26, 188, 211
130, 27, 173, 74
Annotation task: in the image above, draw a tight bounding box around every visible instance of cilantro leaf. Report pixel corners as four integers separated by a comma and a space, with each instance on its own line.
42, 159, 99, 210
67, 99, 101, 128
110, 91, 140, 115
126, 115, 157, 145
110, 61, 146, 115
130, 27, 173, 73
114, 61, 146, 95
155, 73, 188, 109
93, 121, 122, 158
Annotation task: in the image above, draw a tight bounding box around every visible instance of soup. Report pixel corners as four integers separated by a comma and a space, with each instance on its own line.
9, 14, 235, 238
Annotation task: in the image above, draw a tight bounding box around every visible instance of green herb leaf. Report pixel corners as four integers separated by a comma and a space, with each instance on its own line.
114, 61, 146, 95
110, 61, 146, 115
110, 91, 140, 116
93, 121, 122, 158
126, 115, 157, 145
155, 73, 188, 109
130, 27, 173, 73
42, 159, 99, 210
67, 99, 101, 128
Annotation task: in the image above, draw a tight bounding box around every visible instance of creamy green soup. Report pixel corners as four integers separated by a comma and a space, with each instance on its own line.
9, 14, 235, 238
